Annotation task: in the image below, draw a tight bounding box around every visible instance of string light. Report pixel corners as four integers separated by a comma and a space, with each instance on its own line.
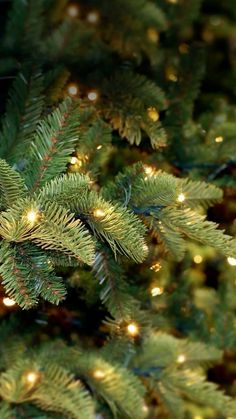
26, 209, 39, 225
143, 165, 155, 177
67, 83, 79, 96
70, 156, 78, 165
3, 297, 16, 307
177, 193, 186, 203
227, 257, 236, 266
127, 322, 139, 337
150, 262, 162, 272
151, 286, 164, 297
165, 66, 178, 82
147, 107, 160, 122
147, 28, 159, 43
93, 369, 105, 379
142, 404, 149, 414
193, 255, 203, 264
87, 90, 98, 102
96, 145, 103, 150
177, 354, 186, 363
86, 11, 99, 24
215, 136, 224, 143
22, 370, 41, 388
67, 3, 80, 18
93, 208, 105, 218
167, 0, 178, 3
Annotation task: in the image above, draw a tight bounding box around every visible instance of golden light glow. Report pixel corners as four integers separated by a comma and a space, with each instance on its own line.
193, 255, 203, 264
227, 257, 236, 266
177, 354, 186, 364
167, 0, 178, 3
127, 322, 139, 337
93, 369, 105, 379
166, 66, 178, 82
143, 165, 155, 177
67, 4, 79, 18
26, 371, 40, 384
3, 297, 16, 307
86, 11, 99, 24
87, 90, 98, 101
177, 193, 186, 203
150, 262, 162, 272
93, 208, 105, 218
96, 145, 103, 150
67, 83, 79, 96
26, 209, 39, 224
147, 107, 160, 122
194, 416, 203, 419
215, 136, 224, 143
70, 156, 78, 165
147, 28, 159, 43
142, 404, 149, 414
151, 286, 164, 297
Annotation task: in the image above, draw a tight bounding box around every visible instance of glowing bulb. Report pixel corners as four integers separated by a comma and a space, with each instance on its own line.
142, 404, 149, 414
127, 323, 139, 337
166, 66, 178, 82
70, 156, 78, 165
26, 371, 39, 384
96, 145, 103, 150
93, 369, 105, 379
93, 208, 105, 218
3, 297, 15, 307
193, 255, 203, 264
150, 262, 162, 272
87, 90, 98, 101
67, 83, 79, 96
194, 416, 203, 419
167, 0, 178, 3
177, 354, 186, 364
151, 287, 164, 297
86, 11, 99, 24
147, 28, 159, 43
227, 257, 236, 266
147, 107, 160, 122
177, 193, 186, 203
67, 4, 79, 18
26, 210, 39, 224
143, 165, 155, 177
215, 136, 224, 143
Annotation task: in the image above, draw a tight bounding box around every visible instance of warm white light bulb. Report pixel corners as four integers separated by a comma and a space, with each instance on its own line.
193, 255, 203, 264
177, 354, 186, 364
93, 369, 105, 379
151, 287, 164, 297
67, 4, 79, 18
26, 210, 39, 224
86, 11, 99, 24
93, 208, 105, 218
227, 257, 236, 266
3, 297, 16, 307
127, 323, 139, 337
215, 136, 224, 143
177, 193, 186, 203
96, 145, 103, 150
67, 83, 79, 96
70, 156, 78, 165
26, 371, 39, 384
87, 91, 98, 101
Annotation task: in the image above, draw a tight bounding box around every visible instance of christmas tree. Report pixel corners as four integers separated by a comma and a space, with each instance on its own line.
0, 0, 236, 417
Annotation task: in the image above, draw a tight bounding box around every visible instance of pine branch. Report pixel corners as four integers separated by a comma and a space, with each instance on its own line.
23, 98, 80, 190
0, 160, 26, 209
